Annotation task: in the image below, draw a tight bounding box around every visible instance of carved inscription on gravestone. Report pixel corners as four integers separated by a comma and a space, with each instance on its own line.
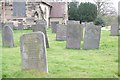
20, 32, 48, 73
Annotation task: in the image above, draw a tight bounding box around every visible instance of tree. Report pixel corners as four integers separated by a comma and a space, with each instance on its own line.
94, 16, 105, 26
78, 2, 97, 22
68, 1, 79, 20
94, 0, 117, 16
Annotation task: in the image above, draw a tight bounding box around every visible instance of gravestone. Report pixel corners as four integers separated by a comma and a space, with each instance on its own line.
2, 25, 14, 47
110, 22, 119, 36
20, 31, 48, 73
56, 24, 67, 41
32, 20, 49, 48
81, 22, 88, 28
0, 22, 2, 30
13, 0, 26, 17
83, 22, 101, 49
17, 22, 24, 30
26, 18, 35, 25
5, 22, 14, 29
66, 21, 82, 49
51, 22, 59, 33
67, 21, 83, 41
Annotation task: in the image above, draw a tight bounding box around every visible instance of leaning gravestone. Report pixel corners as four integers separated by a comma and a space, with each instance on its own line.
110, 22, 119, 36
66, 21, 82, 49
83, 22, 101, 49
56, 24, 67, 41
20, 31, 48, 73
51, 22, 59, 33
2, 25, 14, 47
32, 20, 49, 48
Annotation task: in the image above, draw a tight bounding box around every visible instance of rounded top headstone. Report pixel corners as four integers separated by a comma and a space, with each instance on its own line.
36, 19, 47, 25
67, 20, 80, 24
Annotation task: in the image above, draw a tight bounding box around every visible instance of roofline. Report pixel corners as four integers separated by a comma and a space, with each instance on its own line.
41, 2, 52, 7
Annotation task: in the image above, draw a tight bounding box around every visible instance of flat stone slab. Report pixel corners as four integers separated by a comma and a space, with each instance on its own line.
56, 24, 67, 41
20, 31, 48, 73
83, 22, 101, 49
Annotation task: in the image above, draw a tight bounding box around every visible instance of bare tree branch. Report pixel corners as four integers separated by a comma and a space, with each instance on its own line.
94, 0, 117, 16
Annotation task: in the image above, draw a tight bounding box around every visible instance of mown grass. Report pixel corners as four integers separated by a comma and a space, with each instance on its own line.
0, 28, 118, 78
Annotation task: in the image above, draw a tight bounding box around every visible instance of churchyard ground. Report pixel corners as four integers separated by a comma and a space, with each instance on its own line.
1, 28, 118, 78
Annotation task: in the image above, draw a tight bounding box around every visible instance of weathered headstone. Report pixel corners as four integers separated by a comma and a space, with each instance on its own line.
5, 22, 14, 29
51, 22, 59, 33
32, 20, 49, 48
110, 22, 119, 36
83, 22, 101, 49
68, 21, 84, 41
66, 21, 82, 49
26, 18, 35, 25
17, 22, 24, 30
0, 22, 2, 30
2, 25, 14, 47
81, 22, 86, 28
20, 31, 48, 73
56, 24, 67, 41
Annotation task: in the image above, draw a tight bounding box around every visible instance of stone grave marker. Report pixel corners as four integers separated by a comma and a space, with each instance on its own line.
5, 22, 14, 29
20, 31, 48, 73
110, 22, 119, 36
17, 22, 24, 30
0, 22, 2, 30
51, 22, 59, 33
56, 24, 67, 41
32, 20, 49, 48
83, 22, 101, 49
26, 18, 35, 25
2, 25, 14, 47
66, 21, 82, 49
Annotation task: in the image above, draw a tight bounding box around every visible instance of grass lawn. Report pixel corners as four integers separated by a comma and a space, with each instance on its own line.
0, 28, 118, 78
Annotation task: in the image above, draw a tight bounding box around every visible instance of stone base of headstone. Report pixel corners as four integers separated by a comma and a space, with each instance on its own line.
20, 31, 48, 73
